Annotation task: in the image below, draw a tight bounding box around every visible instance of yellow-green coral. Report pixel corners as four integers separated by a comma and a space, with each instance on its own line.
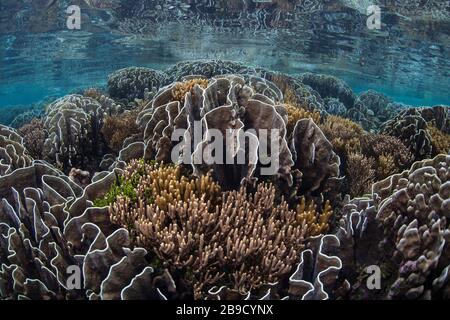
346, 153, 375, 197
284, 103, 321, 135
296, 198, 333, 237
101, 111, 140, 153
428, 124, 450, 155
105, 160, 335, 298
320, 115, 364, 155
172, 78, 209, 102
376, 153, 397, 181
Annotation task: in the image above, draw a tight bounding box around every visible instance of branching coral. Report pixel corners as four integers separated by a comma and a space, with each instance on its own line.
320, 115, 364, 156
361, 134, 414, 169
102, 111, 141, 153
171, 78, 209, 102
0, 161, 175, 300
360, 134, 414, 180
126, 184, 307, 298
106, 160, 334, 299
17, 118, 45, 159
104, 160, 222, 235
427, 124, 450, 155
345, 153, 375, 197
296, 198, 333, 236
284, 104, 321, 136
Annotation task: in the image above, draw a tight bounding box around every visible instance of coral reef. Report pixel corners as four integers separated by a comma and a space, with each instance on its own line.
0, 125, 33, 177
164, 60, 255, 82
299, 73, 357, 109
428, 124, 450, 155
171, 78, 209, 103
348, 90, 399, 131
1, 62, 449, 301
320, 115, 364, 157
0, 161, 175, 300
138, 75, 292, 190
17, 118, 45, 159
380, 107, 438, 160
106, 160, 333, 298
284, 104, 321, 136
101, 111, 141, 153
361, 134, 414, 180
291, 118, 341, 199
107, 67, 167, 101
345, 153, 375, 197
43, 94, 121, 173
336, 154, 450, 300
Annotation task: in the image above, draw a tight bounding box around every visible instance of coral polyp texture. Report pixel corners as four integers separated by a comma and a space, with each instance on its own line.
0, 61, 449, 300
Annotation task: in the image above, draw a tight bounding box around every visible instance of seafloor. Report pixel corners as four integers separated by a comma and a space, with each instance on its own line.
0, 59, 449, 300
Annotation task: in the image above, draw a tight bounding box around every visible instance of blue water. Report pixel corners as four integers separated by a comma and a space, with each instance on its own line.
1, 1, 449, 116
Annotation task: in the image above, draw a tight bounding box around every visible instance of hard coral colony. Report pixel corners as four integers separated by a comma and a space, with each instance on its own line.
0, 61, 449, 301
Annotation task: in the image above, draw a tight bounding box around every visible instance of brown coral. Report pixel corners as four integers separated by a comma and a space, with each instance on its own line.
361, 134, 414, 168
102, 110, 141, 153
171, 78, 209, 102
284, 103, 321, 135
361, 134, 414, 180
345, 153, 375, 197
320, 115, 364, 156
107, 160, 334, 298
17, 118, 45, 159
427, 124, 450, 155
296, 198, 333, 237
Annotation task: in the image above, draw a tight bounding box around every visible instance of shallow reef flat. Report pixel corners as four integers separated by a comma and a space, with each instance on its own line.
0, 60, 449, 300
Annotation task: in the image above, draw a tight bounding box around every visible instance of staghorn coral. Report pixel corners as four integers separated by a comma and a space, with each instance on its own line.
43, 94, 121, 173
345, 153, 375, 197
0, 161, 177, 300
171, 78, 209, 103
101, 110, 141, 153
107, 160, 334, 299
284, 104, 321, 136
296, 198, 333, 237
0, 125, 33, 177
105, 160, 222, 233
320, 115, 364, 157
17, 118, 45, 159
427, 124, 450, 155
108, 67, 167, 101
116, 182, 308, 298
